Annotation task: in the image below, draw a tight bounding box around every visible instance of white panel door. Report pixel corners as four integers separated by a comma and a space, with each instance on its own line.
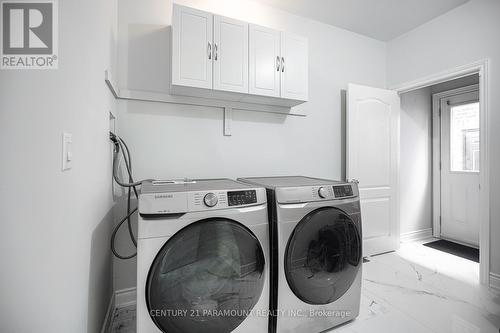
213, 15, 248, 93
347, 83, 400, 257
249, 24, 281, 97
440, 90, 480, 247
172, 5, 213, 89
280, 32, 308, 101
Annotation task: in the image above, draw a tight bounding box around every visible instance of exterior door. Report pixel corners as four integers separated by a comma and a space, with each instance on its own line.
440, 90, 480, 247
213, 15, 249, 93
146, 218, 265, 333
280, 32, 308, 101
347, 83, 400, 257
172, 5, 213, 89
249, 24, 281, 97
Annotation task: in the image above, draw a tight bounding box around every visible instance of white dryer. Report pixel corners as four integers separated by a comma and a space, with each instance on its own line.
238, 176, 362, 333
137, 179, 269, 333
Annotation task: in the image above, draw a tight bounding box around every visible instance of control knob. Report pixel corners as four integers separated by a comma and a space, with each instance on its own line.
318, 187, 329, 198
204, 192, 218, 207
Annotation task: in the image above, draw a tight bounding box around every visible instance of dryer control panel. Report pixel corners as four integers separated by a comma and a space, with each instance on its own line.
276, 183, 358, 204
333, 185, 354, 198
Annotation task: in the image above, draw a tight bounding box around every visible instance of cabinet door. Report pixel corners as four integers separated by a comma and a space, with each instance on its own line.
280, 32, 308, 101
172, 5, 213, 89
249, 25, 281, 97
213, 15, 248, 93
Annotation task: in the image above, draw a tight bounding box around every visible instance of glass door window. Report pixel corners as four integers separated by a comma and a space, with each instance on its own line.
285, 207, 361, 305
147, 219, 265, 333
450, 102, 480, 172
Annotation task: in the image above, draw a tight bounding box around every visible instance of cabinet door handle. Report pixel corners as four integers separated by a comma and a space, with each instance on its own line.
276, 56, 280, 71
214, 43, 218, 61
281, 57, 285, 72
207, 42, 212, 60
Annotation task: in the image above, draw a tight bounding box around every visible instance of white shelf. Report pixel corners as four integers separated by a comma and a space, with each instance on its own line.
104, 70, 305, 116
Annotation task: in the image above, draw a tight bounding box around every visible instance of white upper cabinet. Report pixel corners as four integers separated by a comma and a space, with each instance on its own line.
280, 32, 308, 101
171, 5, 213, 89
213, 15, 249, 93
249, 24, 281, 98
170, 4, 308, 108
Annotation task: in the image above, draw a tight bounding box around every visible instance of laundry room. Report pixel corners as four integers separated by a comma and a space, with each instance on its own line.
1, 0, 500, 333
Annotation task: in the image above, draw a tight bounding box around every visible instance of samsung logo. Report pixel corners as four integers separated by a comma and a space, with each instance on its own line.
154, 194, 174, 199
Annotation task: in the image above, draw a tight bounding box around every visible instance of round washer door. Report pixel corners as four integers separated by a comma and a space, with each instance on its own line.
285, 207, 361, 304
147, 218, 265, 333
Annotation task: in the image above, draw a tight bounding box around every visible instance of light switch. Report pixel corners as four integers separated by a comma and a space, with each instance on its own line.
62, 132, 73, 171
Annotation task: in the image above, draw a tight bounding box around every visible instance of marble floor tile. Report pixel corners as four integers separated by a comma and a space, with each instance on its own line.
361, 239, 500, 333
329, 288, 437, 333
109, 305, 136, 333
108, 240, 500, 333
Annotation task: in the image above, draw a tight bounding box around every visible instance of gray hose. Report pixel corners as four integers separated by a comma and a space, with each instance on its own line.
109, 132, 155, 259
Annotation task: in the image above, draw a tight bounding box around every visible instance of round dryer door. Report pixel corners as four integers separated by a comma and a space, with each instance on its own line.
285, 207, 361, 304
146, 218, 265, 333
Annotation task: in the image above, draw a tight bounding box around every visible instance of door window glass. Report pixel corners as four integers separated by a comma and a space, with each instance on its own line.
285, 208, 361, 305
147, 219, 265, 333
450, 102, 480, 172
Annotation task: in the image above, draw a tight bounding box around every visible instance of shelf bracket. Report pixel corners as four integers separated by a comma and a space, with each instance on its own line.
224, 107, 232, 136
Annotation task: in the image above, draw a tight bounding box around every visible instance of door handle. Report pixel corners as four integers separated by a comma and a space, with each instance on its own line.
276, 56, 280, 71
281, 57, 285, 72
207, 42, 212, 60
214, 43, 218, 61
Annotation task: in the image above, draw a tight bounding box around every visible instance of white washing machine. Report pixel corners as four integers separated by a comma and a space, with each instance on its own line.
137, 179, 270, 333
238, 176, 362, 333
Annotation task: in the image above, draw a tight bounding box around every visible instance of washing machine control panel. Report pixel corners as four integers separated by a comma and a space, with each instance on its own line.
333, 185, 354, 198
227, 190, 257, 206
188, 188, 265, 211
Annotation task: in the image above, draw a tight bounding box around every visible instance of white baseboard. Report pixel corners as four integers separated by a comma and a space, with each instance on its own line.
115, 287, 137, 308
400, 228, 433, 243
100, 294, 115, 333
490, 273, 500, 293
100, 287, 137, 333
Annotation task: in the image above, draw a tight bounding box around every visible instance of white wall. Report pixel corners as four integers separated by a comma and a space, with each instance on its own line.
113, 0, 387, 291
0, 0, 118, 332
387, 0, 500, 276
400, 87, 432, 236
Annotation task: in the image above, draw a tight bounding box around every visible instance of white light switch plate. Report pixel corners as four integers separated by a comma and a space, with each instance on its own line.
62, 132, 73, 171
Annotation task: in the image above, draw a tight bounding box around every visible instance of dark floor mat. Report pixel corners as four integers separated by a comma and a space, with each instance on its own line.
423, 239, 479, 263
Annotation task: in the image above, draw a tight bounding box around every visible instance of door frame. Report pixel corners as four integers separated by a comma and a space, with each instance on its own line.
390, 59, 490, 286
432, 84, 479, 243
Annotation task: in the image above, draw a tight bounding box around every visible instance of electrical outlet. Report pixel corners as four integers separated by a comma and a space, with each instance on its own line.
62, 132, 73, 171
